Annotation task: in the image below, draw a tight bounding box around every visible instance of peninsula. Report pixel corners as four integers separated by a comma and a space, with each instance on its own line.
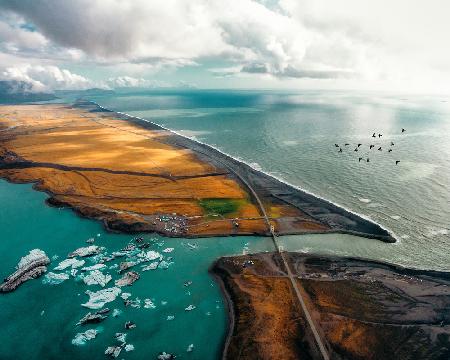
0, 101, 393, 241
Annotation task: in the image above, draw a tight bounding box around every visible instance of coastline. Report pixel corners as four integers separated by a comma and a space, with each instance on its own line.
84, 100, 396, 243
0, 101, 395, 242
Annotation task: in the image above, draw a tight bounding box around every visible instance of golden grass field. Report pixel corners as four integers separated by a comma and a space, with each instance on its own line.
0, 104, 328, 236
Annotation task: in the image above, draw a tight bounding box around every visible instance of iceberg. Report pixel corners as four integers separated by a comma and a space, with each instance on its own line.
115, 271, 140, 287
162, 248, 174, 253
68, 246, 101, 258
144, 299, 156, 309
82, 287, 121, 309
81, 264, 106, 272
0, 249, 50, 292
72, 329, 98, 346
54, 258, 85, 271
185, 305, 196, 311
141, 262, 159, 271
125, 344, 135, 352
42, 272, 69, 285
83, 270, 112, 287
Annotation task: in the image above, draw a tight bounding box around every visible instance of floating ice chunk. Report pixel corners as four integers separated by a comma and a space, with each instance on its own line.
43, 272, 69, 285
51, 255, 59, 261
166, 315, 175, 321
158, 352, 176, 360
185, 305, 196, 311
54, 258, 85, 271
105, 346, 122, 358
138, 250, 161, 262
158, 261, 172, 270
162, 248, 174, 253
115, 332, 127, 343
82, 264, 106, 272
82, 287, 121, 309
83, 270, 112, 287
187, 243, 197, 250
70, 269, 78, 277
115, 271, 139, 287
17, 249, 49, 269
141, 262, 159, 271
144, 299, 156, 309
112, 309, 122, 317
187, 344, 194, 352
125, 344, 134, 352
72, 329, 98, 346
161, 300, 167, 306
68, 246, 100, 258
390, 215, 401, 220
121, 292, 131, 300
358, 198, 371, 203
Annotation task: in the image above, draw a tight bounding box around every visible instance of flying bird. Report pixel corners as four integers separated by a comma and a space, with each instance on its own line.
402, 128, 406, 133
357, 143, 362, 147
358, 157, 363, 162
338, 148, 343, 153
378, 134, 383, 138
367, 158, 370, 162
396, 160, 401, 165
388, 149, 393, 153
354, 148, 358, 152
369, 145, 375, 149
344, 143, 350, 146
334, 144, 339, 147
372, 133, 376, 138
391, 142, 395, 146
378, 147, 382, 151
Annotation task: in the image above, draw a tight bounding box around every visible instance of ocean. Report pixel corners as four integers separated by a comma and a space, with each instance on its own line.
1, 89, 449, 359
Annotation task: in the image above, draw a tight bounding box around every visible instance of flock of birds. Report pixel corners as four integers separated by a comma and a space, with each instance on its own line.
334, 128, 406, 165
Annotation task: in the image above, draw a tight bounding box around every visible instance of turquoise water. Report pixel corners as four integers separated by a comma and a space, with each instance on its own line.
2, 89, 450, 359
0, 180, 273, 359
90, 89, 450, 270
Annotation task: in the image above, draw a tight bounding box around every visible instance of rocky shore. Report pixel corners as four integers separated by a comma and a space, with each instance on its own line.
212, 252, 450, 359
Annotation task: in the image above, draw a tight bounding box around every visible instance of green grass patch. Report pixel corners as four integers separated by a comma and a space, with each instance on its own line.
198, 198, 244, 217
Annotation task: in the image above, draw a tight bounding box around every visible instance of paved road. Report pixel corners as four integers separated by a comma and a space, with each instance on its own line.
229, 167, 330, 360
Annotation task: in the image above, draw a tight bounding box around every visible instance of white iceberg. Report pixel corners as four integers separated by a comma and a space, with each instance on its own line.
138, 250, 161, 262
144, 299, 156, 309
82, 264, 106, 271
125, 344, 135, 352
42, 272, 69, 285
83, 270, 112, 287
141, 262, 159, 271
72, 329, 98, 346
185, 305, 196, 311
17, 249, 49, 269
82, 287, 121, 309
162, 248, 174, 253
54, 258, 85, 271
68, 246, 100, 258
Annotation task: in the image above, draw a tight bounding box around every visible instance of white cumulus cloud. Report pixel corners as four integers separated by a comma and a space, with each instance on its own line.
1, 65, 95, 92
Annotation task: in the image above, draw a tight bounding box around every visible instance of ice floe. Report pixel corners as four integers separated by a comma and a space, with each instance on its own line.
141, 262, 159, 271
125, 344, 135, 352
82, 287, 121, 309
83, 270, 112, 287
54, 258, 85, 271
144, 299, 156, 309
185, 305, 196, 311
81, 264, 106, 272
166, 315, 175, 321
115, 271, 139, 287
187, 344, 194, 352
72, 329, 99, 346
43, 272, 69, 285
162, 248, 174, 253
358, 198, 371, 203
68, 246, 101, 258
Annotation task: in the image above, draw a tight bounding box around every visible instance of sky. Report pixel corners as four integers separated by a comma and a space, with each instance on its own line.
0, 0, 450, 94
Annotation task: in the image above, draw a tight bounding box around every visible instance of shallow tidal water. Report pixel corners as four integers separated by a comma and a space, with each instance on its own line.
1, 89, 450, 359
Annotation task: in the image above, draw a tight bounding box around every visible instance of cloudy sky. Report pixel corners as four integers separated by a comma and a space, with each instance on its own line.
0, 0, 449, 94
